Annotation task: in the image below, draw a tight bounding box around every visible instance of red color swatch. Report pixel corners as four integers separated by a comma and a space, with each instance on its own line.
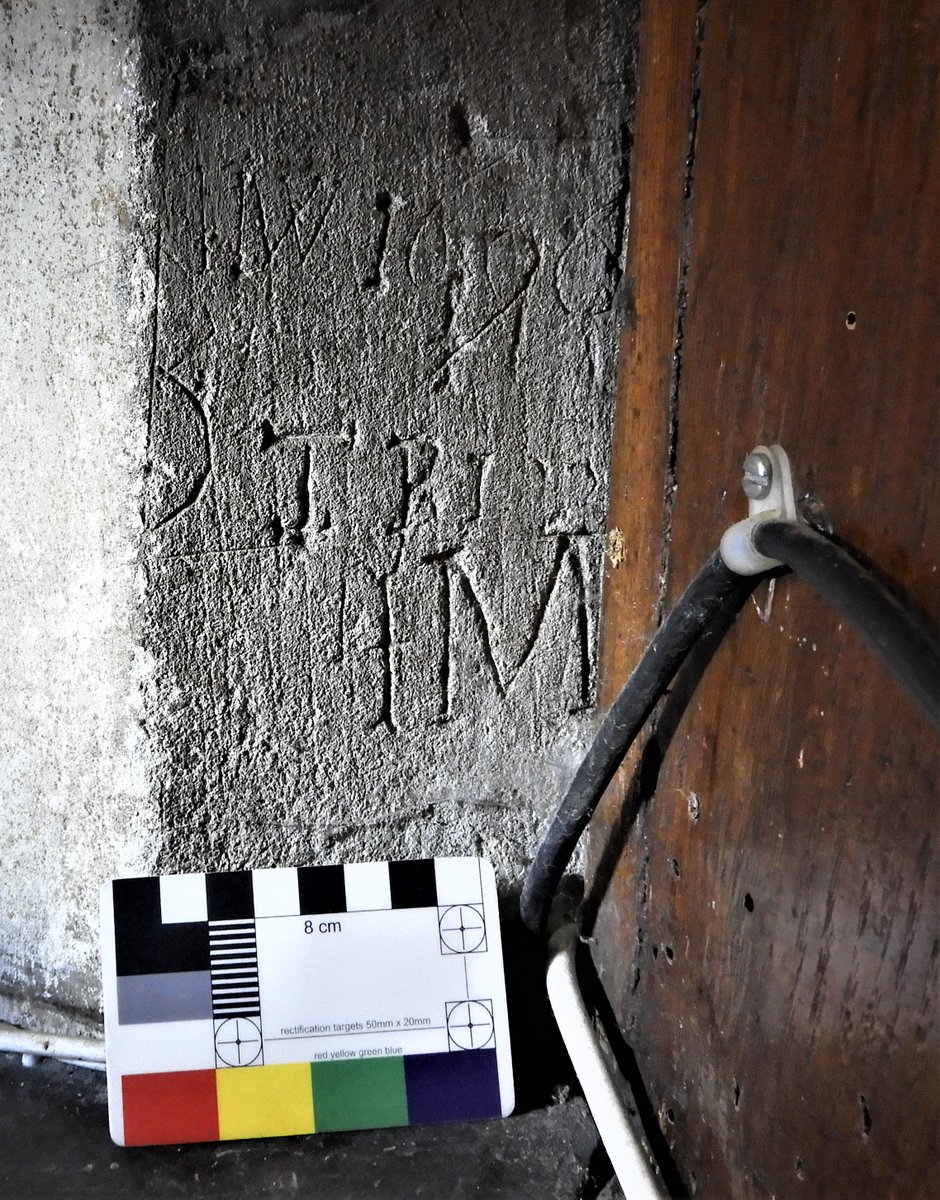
122, 1070, 219, 1145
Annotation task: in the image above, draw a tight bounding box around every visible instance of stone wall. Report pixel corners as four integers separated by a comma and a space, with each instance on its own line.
0, 0, 631, 1028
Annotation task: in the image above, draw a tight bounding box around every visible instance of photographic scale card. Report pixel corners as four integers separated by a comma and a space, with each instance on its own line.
100, 856, 514, 1146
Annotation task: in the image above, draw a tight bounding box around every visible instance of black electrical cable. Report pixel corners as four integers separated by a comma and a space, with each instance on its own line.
753, 519, 940, 732
522, 518, 940, 942
519, 551, 761, 938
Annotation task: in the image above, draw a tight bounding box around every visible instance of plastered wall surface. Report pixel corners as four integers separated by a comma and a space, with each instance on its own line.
0, 1, 154, 1027
1, 0, 629, 1026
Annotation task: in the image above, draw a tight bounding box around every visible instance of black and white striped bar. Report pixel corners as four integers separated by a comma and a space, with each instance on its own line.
209, 919, 260, 1019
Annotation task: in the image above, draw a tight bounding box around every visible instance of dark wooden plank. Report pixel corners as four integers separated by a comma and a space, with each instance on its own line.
591, 2, 940, 1196
591, 0, 699, 1008
599, 0, 698, 700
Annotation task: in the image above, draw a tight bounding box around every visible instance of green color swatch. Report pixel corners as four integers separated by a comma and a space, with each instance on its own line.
312, 1056, 409, 1131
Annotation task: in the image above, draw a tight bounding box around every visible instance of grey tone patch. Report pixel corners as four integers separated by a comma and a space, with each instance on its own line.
0, 1, 155, 1025
117, 971, 213, 1025
140, 0, 630, 888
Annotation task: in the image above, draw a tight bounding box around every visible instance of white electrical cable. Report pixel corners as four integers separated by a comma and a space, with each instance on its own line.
546, 925, 663, 1200
0, 1021, 106, 1071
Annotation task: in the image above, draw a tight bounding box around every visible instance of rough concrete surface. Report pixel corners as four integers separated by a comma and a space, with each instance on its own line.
0, 1, 155, 1028
1, 0, 630, 1037
141, 0, 630, 892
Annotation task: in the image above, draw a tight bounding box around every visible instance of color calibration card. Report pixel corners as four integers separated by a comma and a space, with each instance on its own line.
100, 857, 514, 1146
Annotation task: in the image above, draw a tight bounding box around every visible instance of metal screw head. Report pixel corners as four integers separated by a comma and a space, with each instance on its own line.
742, 451, 773, 500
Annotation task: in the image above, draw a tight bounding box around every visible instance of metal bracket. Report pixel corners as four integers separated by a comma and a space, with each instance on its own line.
720, 444, 798, 575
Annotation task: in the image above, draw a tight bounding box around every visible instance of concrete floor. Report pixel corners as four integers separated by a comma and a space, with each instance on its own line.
0, 1052, 620, 1199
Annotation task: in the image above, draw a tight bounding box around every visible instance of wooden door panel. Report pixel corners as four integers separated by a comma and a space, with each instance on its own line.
591, 3, 940, 1195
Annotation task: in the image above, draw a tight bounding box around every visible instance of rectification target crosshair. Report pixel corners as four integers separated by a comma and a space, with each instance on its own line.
438, 904, 487, 955
445, 999, 495, 1051
214, 1017, 264, 1068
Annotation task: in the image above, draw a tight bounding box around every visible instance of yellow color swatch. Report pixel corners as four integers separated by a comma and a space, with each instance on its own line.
217, 1064, 315, 1141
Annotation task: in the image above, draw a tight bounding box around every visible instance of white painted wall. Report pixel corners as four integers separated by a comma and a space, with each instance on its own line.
0, 0, 154, 1030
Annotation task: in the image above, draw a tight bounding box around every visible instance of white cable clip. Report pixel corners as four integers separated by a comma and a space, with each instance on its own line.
720, 444, 798, 575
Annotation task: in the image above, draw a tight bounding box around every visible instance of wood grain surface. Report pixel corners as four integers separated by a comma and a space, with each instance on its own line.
590, 2, 940, 1196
